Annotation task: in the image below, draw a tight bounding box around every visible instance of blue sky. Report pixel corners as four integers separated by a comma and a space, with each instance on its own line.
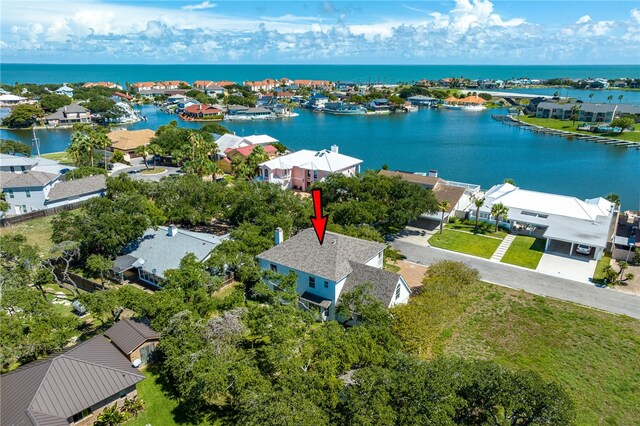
2, 1, 639, 64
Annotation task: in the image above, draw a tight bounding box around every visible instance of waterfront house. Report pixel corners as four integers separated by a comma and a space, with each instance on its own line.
407, 95, 438, 106
193, 80, 229, 95
0, 94, 28, 106
111, 225, 228, 287
535, 101, 640, 123
54, 84, 74, 97
379, 170, 480, 222
336, 81, 357, 91
244, 134, 280, 146
113, 91, 133, 102
0, 153, 74, 176
43, 103, 91, 126
0, 335, 145, 426
214, 133, 280, 169
218, 144, 279, 174
258, 146, 362, 191
472, 183, 615, 260
305, 93, 329, 110
104, 318, 160, 366
257, 228, 411, 321
366, 98, 391, 113
107, 129, 155, 162
83, 81, 123, 90
182, 103, 223, 120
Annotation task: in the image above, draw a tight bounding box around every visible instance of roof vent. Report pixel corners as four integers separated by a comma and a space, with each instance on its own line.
331, 239, 337, 245
167, 225, 178, 237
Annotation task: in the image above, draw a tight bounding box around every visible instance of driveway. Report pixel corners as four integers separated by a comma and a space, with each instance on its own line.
391, 240, 640, 319
536, 253, 597, 283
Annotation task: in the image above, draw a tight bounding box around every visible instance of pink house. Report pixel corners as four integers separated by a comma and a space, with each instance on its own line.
258, 146, 362, 191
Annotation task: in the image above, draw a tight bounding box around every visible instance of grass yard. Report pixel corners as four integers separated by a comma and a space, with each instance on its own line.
593, 251, 613, 284
428, 229, 502, 259
126, 369, 223, 426
141, 167, 166, 175
500, 236, 545, 269
393, 278, 640, 425
447, 219, 509, 239
0, 214, 57, 253
41, 151, 75, 165
519, 116, 640, 143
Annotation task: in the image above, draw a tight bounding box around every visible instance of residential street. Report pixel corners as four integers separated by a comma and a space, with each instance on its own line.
392, 240, 640, 319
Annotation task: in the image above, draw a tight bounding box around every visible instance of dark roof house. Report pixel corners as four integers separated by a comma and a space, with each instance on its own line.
105, 318, 160, 360
0, 335, 144, 426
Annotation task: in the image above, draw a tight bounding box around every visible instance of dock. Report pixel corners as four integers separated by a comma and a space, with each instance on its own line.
492, 115, 639, 150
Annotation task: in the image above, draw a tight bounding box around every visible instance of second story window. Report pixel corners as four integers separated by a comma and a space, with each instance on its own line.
395, 284, 401, 300
324, 281, 329, 288
6, 190, 14, 199
25, 189, 31, 198
309, 276, 315, 288
270, 264, 277, 272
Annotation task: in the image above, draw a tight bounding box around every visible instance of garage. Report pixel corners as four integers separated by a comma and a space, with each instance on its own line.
546, 238, 597, 260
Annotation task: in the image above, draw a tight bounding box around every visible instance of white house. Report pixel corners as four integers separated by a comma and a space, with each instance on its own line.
54, 84, 74, 97
257, 228, 411, 321
0, 153, 74, 175
472, 183, 615, 260
258, 146, 362, 191
112, 226, 229, 287
1, 170, 105, 216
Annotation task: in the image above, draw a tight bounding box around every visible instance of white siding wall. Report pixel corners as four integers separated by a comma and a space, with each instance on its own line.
388, 277, 411, 307
364, 251, 384, 268
258, 259, 337, 304
5, 185, 51, 215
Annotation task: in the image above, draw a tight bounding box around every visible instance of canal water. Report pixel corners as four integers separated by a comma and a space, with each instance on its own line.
2, 105, 638, 210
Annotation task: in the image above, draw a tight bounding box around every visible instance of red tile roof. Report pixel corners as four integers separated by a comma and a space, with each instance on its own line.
184, 104, 222, 115
228, 144, 278, 158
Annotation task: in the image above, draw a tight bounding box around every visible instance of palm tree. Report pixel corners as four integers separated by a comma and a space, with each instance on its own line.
135, 145, 150, 170
607, 95, 613, 103
437, 200, 451, 235
618, 94, 624, 103
588, 92, 594, 101
570, 104, 581, 128
148, 144, 162, 169
491, 202, 509, 232
69, 130, 94, 166
473, 197, 485, 231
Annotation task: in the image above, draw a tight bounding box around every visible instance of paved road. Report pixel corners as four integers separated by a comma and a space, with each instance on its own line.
392, 240, 640, 319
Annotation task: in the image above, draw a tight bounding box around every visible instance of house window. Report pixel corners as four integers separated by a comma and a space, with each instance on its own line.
270, 264, 277, 272
309, 276, 315, 288
21, 166, 25, 172
324, 280, 329, 288
313, 170, 318, 180
25, 189, 31, 198
20, 205, 27, 214
9, 166, 15, 172
395, 284, 401, 300
6, 190, 14, 199
71, 408, 92, 422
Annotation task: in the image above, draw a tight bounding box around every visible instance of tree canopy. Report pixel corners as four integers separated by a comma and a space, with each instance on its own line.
0, 139, 31, 156
1, 104, 44, 128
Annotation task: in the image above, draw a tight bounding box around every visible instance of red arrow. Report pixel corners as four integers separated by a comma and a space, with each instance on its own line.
310, 188, 328, 245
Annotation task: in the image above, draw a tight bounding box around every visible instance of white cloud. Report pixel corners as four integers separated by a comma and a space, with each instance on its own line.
0, 0, 636, 64
576, 15, 591, 24
182, 1, 216, 11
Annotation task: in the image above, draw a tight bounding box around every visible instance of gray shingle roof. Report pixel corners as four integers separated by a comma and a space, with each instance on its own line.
341, 261, 404, 306
118, 226, 229, 279
257, 228, 385, 281
0, 171, 59, 189
44, 103, 89, 120
0, 335, 144, 426
46, 174, 106, 202
104, 318, 160, 355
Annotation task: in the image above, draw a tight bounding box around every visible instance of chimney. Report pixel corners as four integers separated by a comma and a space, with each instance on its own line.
167, 225, 178, 237
274, 227, 284, 245
428, 169, 438, 178
330, 145, 339, 153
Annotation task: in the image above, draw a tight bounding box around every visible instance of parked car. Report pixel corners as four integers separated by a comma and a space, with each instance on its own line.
576, 244, 592, 255
631, 226, 638, 238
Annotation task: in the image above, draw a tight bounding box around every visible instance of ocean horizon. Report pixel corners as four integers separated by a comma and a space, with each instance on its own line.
1, 64, 639, 85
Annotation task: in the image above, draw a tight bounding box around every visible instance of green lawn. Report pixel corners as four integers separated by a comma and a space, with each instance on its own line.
0, 215, 56, 253
141, 167, 166, 175
593, 252, 613, 284
394, 279, 640, 425
0, 210, 81, 254
446, 219, 509, 239
41, 151, 75, 165
126, 369, 223, 426
500, 236, 545, 269
519, 116, 640, 143
429, 229, 502, 259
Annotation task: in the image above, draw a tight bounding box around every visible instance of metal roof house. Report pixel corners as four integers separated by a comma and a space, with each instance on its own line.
112, 225, 229, 287
105, 318, 160, 366
0, 335, 145, 426
257, 228, 411, 321
473, 183, 616, 260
